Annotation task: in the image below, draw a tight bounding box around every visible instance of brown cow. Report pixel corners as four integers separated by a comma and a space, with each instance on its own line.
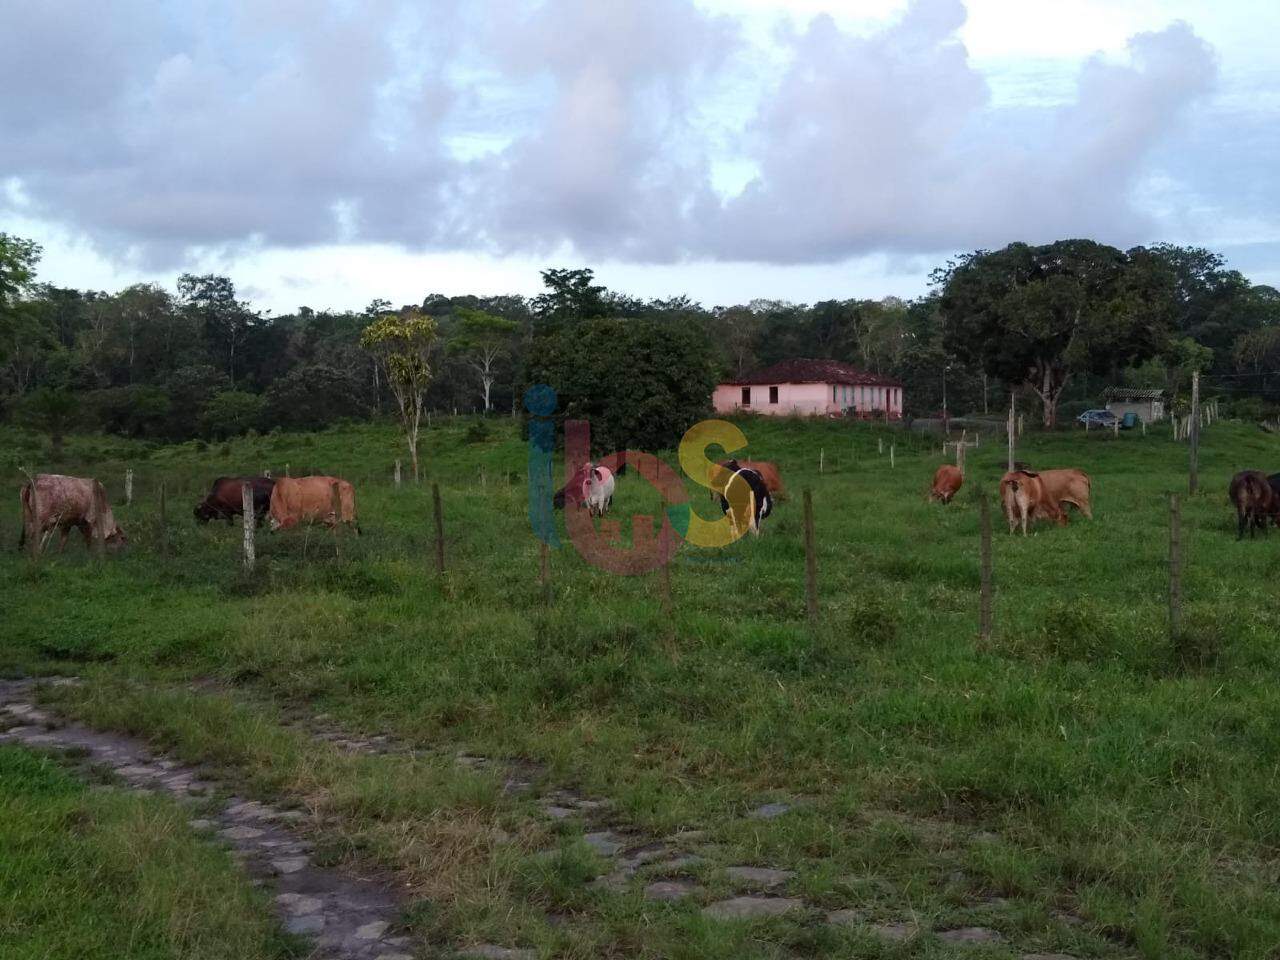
268, 476, 359, 533
999, 470, 1067, 535
928, 464, 963, 503
18, 474, 126, 552
194, 476, 276, 526
1229, 470, 1273, 540
708, 459, 785, 501
1036, 468, 1093, 519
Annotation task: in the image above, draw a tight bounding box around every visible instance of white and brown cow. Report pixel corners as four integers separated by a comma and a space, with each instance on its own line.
553, 462, 616, 518
712, 459, 773, 537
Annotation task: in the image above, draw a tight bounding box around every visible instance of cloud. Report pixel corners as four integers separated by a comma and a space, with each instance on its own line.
700, 2, 1216, 260
0, 0, 1226, 269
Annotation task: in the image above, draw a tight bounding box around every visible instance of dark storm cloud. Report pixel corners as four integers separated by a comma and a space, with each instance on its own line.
0, 0, 1234, 266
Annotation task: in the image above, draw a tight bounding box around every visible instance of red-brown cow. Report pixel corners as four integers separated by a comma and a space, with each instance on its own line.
999, 470, 1067, 535
194, 476, 276, 526
268, 476, 359, 533
928, 464, 963, 503
19, 474, 126, 552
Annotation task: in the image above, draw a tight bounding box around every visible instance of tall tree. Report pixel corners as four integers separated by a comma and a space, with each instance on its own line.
0, 234, 43, 388
531, 268, 608, 329
937, 240, 1162, 427
449, 308, 517, 413
361, 308, 439, 480
178, 273, 255, 385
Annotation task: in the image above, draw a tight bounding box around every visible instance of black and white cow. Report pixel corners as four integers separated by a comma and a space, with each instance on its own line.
716, 459, 772, 537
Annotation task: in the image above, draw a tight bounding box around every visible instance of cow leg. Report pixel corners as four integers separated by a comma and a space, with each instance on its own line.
1020, 506, 1029, 536
1238, 509, 1247, 540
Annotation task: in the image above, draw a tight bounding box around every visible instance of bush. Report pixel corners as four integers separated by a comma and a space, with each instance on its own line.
263, 363, 367, 432
200, 390, 265, 440
524, 316, 715, 454
85, 385, 172, 438
463, 420, 491, 444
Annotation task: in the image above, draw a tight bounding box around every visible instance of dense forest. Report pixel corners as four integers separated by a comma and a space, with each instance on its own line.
1, 231, 1278, 452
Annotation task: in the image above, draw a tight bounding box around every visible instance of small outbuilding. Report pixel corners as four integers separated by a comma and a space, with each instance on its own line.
1102, 387, 1168, 423
713, 358, 903, 418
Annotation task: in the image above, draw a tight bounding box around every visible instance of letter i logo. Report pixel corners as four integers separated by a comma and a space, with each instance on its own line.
524, 384, 559, 547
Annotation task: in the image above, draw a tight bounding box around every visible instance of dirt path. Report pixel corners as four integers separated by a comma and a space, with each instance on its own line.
0, 678, 415, 960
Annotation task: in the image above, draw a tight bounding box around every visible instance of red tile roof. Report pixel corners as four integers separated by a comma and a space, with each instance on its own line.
725, 358, 902, 388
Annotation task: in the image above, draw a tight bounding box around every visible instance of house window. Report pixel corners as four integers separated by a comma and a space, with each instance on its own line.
769, 386, 778, 404
833, 385, 838, 403
741, 386, 751, 406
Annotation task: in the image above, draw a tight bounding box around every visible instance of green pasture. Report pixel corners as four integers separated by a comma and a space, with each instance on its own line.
2, 414, 1280, 959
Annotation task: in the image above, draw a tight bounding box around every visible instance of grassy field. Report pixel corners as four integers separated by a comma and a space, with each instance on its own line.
3, 413, 1280, 959
0, 744, 291, 959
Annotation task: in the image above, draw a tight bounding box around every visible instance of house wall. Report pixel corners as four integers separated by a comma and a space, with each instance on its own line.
712, 382, 904, 417
1105, 400, 1164, 423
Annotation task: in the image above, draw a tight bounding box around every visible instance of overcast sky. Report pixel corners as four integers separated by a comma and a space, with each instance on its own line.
2, 0, 1276, 313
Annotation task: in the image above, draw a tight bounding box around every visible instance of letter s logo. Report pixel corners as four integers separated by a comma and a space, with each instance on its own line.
678, 419, 752, 548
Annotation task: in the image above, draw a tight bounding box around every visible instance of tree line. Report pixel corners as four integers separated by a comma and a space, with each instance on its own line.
1, 232, 1277, 456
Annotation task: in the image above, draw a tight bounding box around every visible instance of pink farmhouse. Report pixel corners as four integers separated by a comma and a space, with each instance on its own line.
713, 359, 904, 419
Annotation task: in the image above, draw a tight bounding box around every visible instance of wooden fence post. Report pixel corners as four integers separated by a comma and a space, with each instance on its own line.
802, 489, 819, 630
658, 555, 673, 618
25, 474, 41, 561
819, 448, 824, 473
539, 540, 551, 604
92, 481, 109, 561
125, 468, 134, 506
432, 482, 445, 575
1007, 393, 1015, 472
978, 490, 994, 641
878, 437, 883, 455
394, 459, 402, 488
1189, 370, 1201, 494
285, 463, 290, 477
956, 441, 966, 477
1169, 493, 1182, 642
242, 482, 256, 572
159, 480, 168, 556
890, 444, 895, 469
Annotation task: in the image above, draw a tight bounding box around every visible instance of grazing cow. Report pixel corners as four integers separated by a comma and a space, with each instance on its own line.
582, 463, 615, 517
999, 470, 1067, 535
713, 459, 773, 537
194, 476, 276, 526
1229, 470, 1274, 540
719, 459, 785, 499
553, 462, 616, 517
268, 476, 359, 533
928, 464, 963, 503
1036, 468, 1093, 519
18, 474, 126, 552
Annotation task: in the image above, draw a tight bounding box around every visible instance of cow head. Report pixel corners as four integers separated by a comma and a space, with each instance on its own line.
106, 524, 128, 548
193, 501, 216, 524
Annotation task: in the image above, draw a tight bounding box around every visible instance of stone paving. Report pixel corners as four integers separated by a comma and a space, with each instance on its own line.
0, 679, 414, 960
2, 677, 1090, 959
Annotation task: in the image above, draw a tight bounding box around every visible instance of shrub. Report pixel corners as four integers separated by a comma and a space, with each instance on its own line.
200, 390, 265, 440
524, 315, 715, 454
463, 420, 491, 444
